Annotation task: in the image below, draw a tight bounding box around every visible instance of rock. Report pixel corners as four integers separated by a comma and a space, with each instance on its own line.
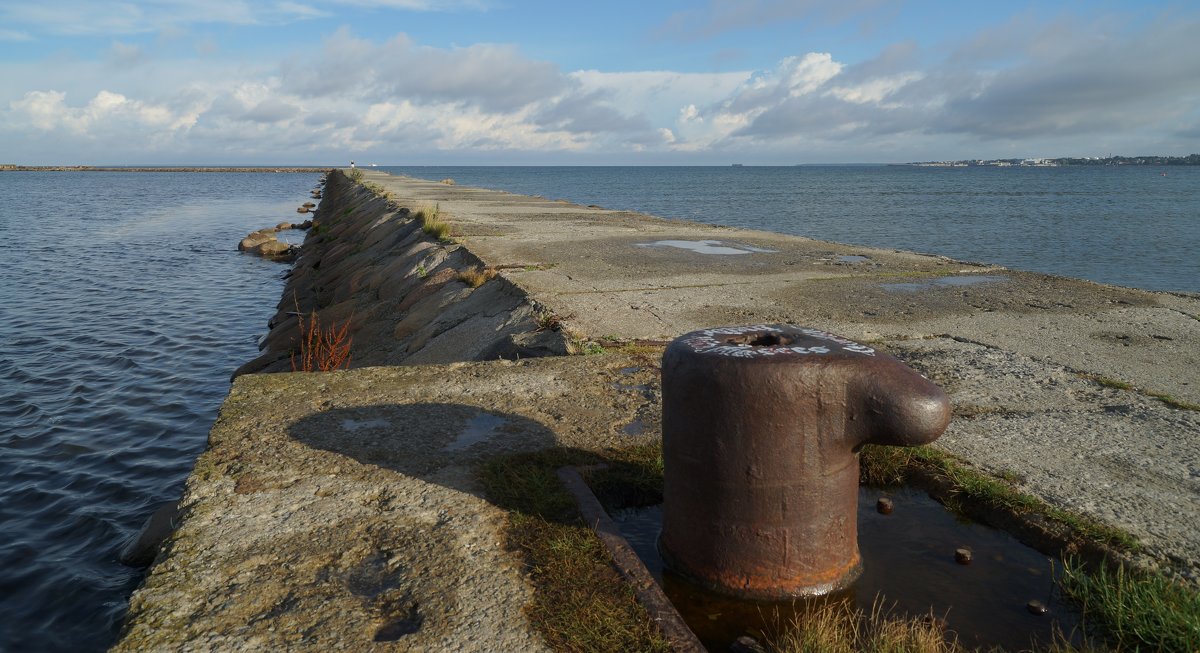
258, 240, 297, 261
119, 501, 180, 567
276, 221, 293, 231
298, 220, 313, 230
239, 231, 275, 251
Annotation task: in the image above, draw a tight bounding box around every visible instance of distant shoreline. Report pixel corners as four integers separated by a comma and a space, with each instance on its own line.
905, 154, 1200, 167
0, 166, 330, 173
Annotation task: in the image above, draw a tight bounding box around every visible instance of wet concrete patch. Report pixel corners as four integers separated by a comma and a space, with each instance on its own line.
445, 412, 508, 452
635, 240, 778, 255
613, 486, 1081, 652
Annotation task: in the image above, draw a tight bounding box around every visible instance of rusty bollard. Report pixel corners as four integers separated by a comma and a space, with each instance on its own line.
660, 324, 951, 598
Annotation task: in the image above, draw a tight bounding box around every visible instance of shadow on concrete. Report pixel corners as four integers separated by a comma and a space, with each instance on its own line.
286, 401, 561, 499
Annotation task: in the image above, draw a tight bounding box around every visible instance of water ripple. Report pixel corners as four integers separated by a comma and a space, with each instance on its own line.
0, 170, 319, 652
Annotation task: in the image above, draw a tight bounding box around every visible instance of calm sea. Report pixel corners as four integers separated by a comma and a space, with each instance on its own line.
0, 165, 1196, 652
0, 171, 320, 652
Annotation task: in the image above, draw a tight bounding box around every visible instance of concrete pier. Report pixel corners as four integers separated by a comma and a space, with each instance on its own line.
113, 170, 1200, 651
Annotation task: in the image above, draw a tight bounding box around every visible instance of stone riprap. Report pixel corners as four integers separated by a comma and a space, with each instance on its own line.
115, 169, 1200, 651
234, 172, 568, 377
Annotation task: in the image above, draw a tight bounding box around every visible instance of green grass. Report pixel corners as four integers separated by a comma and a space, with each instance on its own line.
859, 445, 1139, 551
1078, 373, 1200, 411
479, 449, 670, 653
1144, 390, 1200, 411
1059, 558, 1200, 652
347, 168, 364, 182
415, 204, 451, 241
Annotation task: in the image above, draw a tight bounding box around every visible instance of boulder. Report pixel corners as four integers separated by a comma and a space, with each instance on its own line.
239, 231, 275, 251
275, 221, 293, 231
257, 240, 297, 261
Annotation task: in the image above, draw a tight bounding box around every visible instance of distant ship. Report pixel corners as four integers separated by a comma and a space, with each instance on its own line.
731, 163, 744, 167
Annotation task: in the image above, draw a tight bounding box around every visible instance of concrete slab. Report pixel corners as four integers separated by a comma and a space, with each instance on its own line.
114, 357, 662, 652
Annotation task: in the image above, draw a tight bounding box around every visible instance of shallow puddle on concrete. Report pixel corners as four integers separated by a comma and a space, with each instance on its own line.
881, 275, 1008, 292
622, 418, 647, 436
443, 412, 507, 452
613, 486, 1081, 652
635, 240, 778, 255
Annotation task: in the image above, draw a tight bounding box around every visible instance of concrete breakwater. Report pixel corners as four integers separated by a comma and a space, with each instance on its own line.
4, 165, 329, 172
114, 170, 1200, 651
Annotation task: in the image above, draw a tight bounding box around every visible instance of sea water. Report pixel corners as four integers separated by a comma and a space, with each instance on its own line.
0, 171, 319, 651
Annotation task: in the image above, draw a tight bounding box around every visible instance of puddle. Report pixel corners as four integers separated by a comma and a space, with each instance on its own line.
619, 367, 643, 375
635, 240, 778, 255
612, 382, 651, 393
341, 418, 391, 431
444, 412, 507, 452
837, 255, 871, 263
622, 419, 647, 436
613, 486, 1080, 652
881, 275, 1007, 292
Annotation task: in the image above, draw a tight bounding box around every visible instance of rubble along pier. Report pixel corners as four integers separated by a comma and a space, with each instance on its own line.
113, 170, 1200, 651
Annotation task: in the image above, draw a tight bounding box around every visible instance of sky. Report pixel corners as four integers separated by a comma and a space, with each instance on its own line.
1, 0, 1198, 165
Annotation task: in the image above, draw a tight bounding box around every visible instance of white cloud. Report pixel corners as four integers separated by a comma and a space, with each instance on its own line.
9, 89, 188, 136
2, 10, 1199, 164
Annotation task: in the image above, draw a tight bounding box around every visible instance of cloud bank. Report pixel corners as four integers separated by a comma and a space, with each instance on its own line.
2, 9, 1198, 164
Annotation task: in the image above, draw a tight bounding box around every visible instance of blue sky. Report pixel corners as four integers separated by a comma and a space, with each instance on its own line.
1, 1, 1197, 164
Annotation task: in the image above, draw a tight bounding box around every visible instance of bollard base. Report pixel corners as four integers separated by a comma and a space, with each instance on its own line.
657, 536, 863, 600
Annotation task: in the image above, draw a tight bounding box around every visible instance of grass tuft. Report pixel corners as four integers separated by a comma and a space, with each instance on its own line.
415, 204, 451, 241
455, 266, 497, 288
765, 599, 966, 653
439, 178, 456, 185
347, 168, 364, 182
1077, 373, 1199, 411
1144, 390, 1200, 411
1059, 558, 1200, 652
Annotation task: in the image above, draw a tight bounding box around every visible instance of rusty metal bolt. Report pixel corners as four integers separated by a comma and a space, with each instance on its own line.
877, 497, 894, 514
955, 548, 973, 565
660, 324, 951, 598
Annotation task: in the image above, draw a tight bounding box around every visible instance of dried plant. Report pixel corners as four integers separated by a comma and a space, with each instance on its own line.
291, 299, 353, 372
456, 266, 497, 288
